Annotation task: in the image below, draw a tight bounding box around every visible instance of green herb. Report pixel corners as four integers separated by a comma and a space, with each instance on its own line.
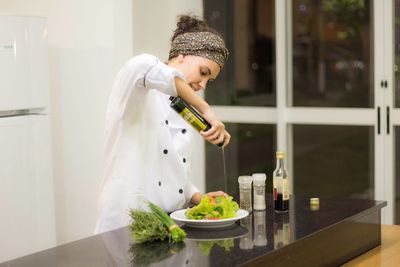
148, 202, 187, 243
129, 202, 187, 244
186, 195, 239, 220
129, 209, 169, 244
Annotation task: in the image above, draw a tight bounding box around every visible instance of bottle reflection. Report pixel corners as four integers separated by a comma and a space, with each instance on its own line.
239, 216, 254, 249
273, 212, 290, 249
253, 211, 267, 247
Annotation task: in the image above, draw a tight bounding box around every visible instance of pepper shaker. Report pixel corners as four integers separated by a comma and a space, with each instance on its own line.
238, 175, 253, 212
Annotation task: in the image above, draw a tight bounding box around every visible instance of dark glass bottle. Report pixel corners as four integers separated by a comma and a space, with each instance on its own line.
169, 96, 211, 132
273, 151, 289, 212
169, 96, 223, 147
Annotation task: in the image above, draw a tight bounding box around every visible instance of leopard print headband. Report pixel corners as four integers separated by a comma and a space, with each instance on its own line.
169, 32, 229, 69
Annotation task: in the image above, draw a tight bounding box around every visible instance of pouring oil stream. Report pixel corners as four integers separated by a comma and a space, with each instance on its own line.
221, 146, 228, 193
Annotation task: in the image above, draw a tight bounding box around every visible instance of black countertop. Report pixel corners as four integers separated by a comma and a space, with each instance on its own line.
0, 195, 387, 267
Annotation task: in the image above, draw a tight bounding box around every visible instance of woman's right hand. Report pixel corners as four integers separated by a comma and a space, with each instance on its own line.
173, 77, 231, 147
200, 108, 231, 147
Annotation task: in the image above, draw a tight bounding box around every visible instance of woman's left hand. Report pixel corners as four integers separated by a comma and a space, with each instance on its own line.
206, 191, 229, 198
191, 191, 229, 205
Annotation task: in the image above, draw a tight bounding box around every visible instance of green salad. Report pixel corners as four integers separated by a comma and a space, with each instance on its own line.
185, 195, 239, 220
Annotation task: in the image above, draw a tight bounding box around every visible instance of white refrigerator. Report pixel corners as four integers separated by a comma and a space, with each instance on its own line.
0, 16, 56, 262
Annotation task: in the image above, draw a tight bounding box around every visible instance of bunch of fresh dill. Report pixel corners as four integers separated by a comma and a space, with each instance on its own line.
129, 201, 186, 244
129, 209, 169, 243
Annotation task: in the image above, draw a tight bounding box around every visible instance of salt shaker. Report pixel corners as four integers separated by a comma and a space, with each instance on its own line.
238, 175, 253, 212
252, 173, 266, 211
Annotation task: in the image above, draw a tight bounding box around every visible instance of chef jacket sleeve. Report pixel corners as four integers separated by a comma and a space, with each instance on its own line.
109, 53, 185, 121
142, 55, 186, 95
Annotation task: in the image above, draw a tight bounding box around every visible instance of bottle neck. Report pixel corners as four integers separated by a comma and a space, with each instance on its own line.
276, 157, 285, 169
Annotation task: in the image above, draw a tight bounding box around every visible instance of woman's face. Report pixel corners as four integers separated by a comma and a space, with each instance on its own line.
171, 55, 221, 92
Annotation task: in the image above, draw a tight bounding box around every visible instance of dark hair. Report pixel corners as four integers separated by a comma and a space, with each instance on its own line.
171, 14, 221, 41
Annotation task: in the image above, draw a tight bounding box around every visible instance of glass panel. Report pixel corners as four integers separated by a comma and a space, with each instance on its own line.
293, 125, 374, 199
396, 127, 400, 224
204, 0, 276, 106
292, 0, 373, 107
206, 123, 276, 198
395, 0, 400, 108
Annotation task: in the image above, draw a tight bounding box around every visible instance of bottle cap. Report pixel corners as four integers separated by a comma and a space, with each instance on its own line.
276, 151, 286, 159
310, 198, 320, 211
252, 173, 266, 185
238, 175, 253, 185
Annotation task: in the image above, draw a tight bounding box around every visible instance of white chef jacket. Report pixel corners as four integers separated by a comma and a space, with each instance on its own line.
94, 54, 200, 234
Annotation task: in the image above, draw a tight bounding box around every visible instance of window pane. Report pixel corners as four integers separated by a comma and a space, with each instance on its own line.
395, 0, 400, 108
204, 0, 276, 106
292, 0, 373, 107
396, 127, 400, 224
206, 123, 276, 197
293, 125, 374, 199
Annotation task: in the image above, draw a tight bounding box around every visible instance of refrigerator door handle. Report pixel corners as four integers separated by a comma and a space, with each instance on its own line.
0, 108, 46, 118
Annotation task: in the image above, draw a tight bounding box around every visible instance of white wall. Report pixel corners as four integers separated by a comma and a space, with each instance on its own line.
0, 0, 204, 252
133, 0, 203, 59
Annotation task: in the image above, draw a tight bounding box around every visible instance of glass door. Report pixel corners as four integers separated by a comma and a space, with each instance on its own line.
286, 0, 392, 224
288, 0, 376, 201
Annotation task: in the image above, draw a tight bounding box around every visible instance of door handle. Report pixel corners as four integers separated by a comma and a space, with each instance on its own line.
377, 107, 381, 135
386, 106, 390, 135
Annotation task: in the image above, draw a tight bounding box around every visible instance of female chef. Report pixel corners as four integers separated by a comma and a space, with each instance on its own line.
95, 14, 231, 233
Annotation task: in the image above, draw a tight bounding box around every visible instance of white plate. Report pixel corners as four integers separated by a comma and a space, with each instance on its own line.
170, 209, 249, 229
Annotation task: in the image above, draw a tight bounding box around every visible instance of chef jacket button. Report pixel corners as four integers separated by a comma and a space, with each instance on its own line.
158, 181, 161, 186
165, 120, 169, 125
183, 158, 186, 163
179, 189, 183, 194
181, 129, 187, 134
163, 149, 168, 154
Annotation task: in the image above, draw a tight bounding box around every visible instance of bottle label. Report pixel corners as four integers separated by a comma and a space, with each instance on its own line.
273, 177, 277, 200
179, 108, 207, 132
282, 179, 289, 200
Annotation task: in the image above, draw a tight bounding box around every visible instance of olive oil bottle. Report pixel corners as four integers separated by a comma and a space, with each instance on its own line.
273, 151, 289, 212
169, 96, 224, 147
169, 96, 211, 132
